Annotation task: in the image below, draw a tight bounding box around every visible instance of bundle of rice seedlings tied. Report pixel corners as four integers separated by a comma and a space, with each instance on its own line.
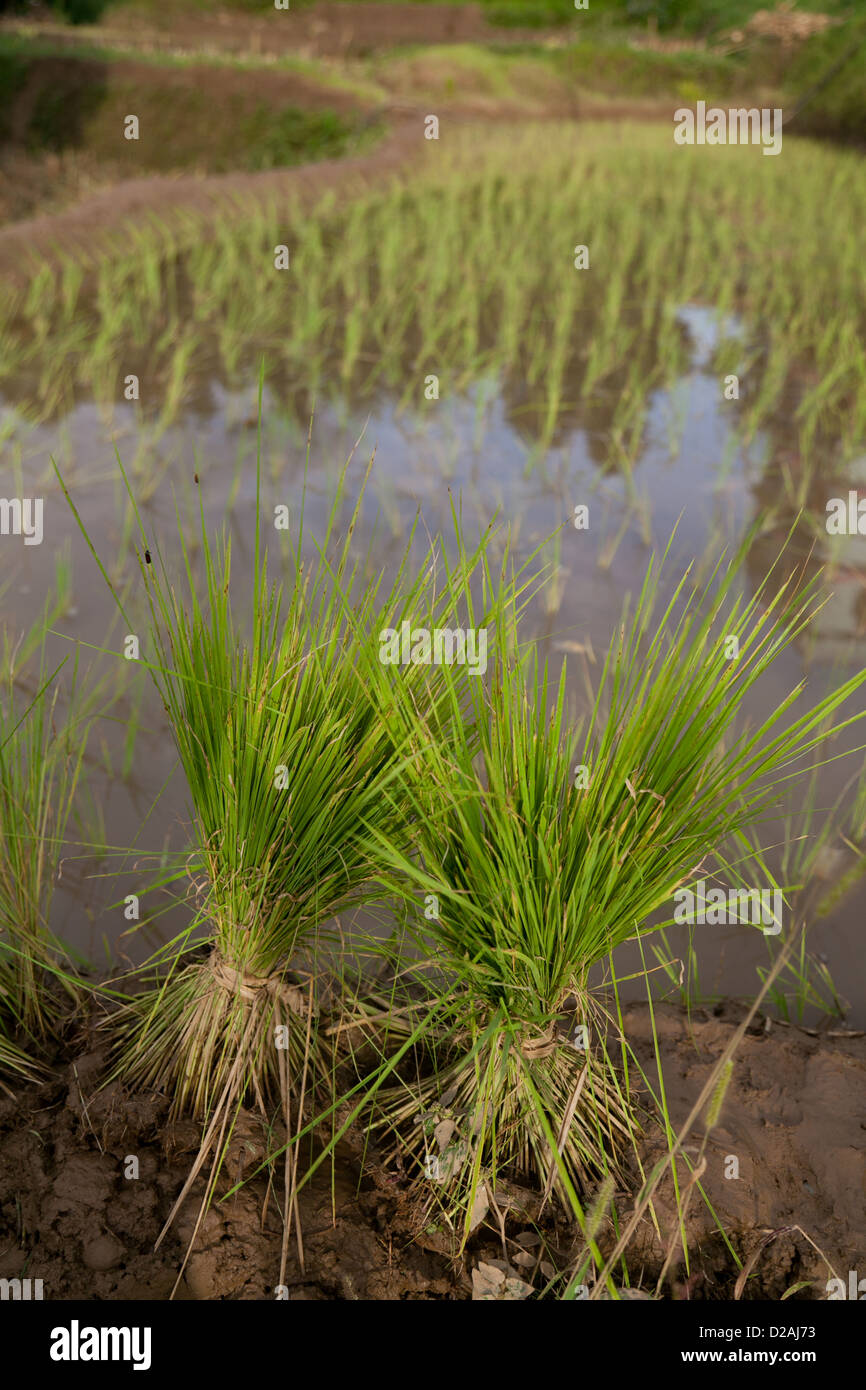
364, 539, 866, 1241
0, 634, 87, 1084
60, 442, 538, 1260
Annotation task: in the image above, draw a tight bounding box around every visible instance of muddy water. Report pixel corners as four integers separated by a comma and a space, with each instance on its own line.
1, 305, 865, 1021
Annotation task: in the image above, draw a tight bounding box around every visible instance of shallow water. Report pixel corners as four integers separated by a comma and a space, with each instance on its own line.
1, 302, 865, 1021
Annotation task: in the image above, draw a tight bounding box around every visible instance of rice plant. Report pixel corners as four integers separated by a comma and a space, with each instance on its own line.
361, 537, 866, 1241
58, 437, 542, 1262
0, 631, 87, 1082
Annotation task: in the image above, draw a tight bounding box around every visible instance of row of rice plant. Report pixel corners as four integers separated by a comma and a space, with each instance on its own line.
2, 124, 864, 464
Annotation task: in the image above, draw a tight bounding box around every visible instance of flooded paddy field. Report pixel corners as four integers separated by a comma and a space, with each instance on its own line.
1, 9, 866, 1313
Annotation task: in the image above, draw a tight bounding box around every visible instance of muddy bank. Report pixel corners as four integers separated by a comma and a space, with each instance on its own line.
622, 1001, 866, 1299
0, 1000, 862, 1300
0, 1039, 460, 1300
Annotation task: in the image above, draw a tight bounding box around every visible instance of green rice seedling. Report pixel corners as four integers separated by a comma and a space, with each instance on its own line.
767, 739, 854, 896
0, 629, 88, 1081
650, 924, 708, 1013
757, 926, 845, 1024
714, 827, 847, 1022
361, 537, 866, 1241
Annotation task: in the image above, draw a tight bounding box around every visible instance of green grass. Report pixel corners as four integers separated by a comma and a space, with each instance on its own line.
240, 105, 377, 172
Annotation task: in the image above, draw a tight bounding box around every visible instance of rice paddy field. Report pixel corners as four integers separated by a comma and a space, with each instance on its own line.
1, 0, 866, 1339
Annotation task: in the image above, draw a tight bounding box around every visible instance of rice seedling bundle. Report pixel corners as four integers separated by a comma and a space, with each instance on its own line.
63, 445, 543, 1252
364, 540, 866, 1235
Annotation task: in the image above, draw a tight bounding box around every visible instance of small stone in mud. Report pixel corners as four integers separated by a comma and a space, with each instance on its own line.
82, 1234, 125, 1271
